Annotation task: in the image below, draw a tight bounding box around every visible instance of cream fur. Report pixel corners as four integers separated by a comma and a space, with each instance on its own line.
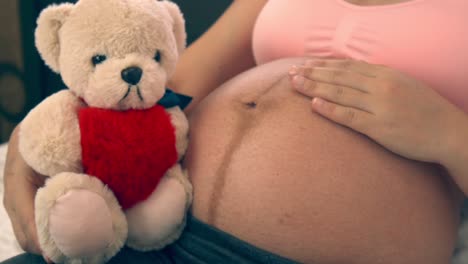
35, 173, 127, 264
19, 90, 84, 176
38, 0, 186, 107
85, 53, 166, 110
23, 0, 191, 262
125, 164, 191, 251
35, 3, 74, 73
161, 1, 187, 56
167, 107, 189, 160
171, 165, 193, 208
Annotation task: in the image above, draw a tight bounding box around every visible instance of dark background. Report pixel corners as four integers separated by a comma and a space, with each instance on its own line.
0, 0, 232, 143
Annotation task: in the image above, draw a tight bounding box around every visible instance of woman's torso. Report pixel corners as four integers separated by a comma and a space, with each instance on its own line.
184, 1, 465, 263
186, 57, 460, 264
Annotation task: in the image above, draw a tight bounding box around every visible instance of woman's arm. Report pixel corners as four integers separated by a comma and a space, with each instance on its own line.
3, 126, 46, 255
168, 0, 267, 113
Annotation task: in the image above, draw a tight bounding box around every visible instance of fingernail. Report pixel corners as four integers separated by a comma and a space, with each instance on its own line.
293, 75, 305, 89
289, 65, 298, 76
312, 97, 323, 106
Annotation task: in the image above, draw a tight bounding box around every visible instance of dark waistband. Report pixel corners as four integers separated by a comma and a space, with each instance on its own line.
168, 214, 300, 264
0, 215, 300, 264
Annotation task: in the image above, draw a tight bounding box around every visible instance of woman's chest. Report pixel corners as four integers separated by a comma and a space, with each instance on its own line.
345, 0, 414, 5
253, 0, 468, 111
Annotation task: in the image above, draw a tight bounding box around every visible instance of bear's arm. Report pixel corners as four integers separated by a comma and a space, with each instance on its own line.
166, 107, 189, 161
19, 90, 85, 177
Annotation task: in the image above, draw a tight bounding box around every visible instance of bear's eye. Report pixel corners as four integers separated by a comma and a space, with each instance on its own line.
154, 50, 161, 63
91, 55, 107, 66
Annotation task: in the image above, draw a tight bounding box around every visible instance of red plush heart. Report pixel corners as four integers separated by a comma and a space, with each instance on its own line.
79, 105, 178, 209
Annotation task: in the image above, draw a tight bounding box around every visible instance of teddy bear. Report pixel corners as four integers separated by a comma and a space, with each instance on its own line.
17, 0, 193, 263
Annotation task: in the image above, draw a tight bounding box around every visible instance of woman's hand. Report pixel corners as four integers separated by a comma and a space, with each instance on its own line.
288, 58, 468, 164
3, 125, 51, 262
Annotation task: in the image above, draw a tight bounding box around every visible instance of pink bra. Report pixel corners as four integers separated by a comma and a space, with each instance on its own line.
252, 0, 468, 112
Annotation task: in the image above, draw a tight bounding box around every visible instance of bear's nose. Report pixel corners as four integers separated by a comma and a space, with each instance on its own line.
121, 67, 143, 85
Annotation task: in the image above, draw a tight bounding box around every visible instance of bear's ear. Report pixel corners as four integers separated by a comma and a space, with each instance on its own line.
161, 1, 186, 55
35, 3, 74, 73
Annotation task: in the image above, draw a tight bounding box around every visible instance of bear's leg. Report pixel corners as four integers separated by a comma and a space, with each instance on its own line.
35, 172, 127, 264
125, 164, 192, 251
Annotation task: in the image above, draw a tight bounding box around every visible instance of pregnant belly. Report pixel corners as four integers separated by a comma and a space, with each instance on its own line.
184, 58, 462, 264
